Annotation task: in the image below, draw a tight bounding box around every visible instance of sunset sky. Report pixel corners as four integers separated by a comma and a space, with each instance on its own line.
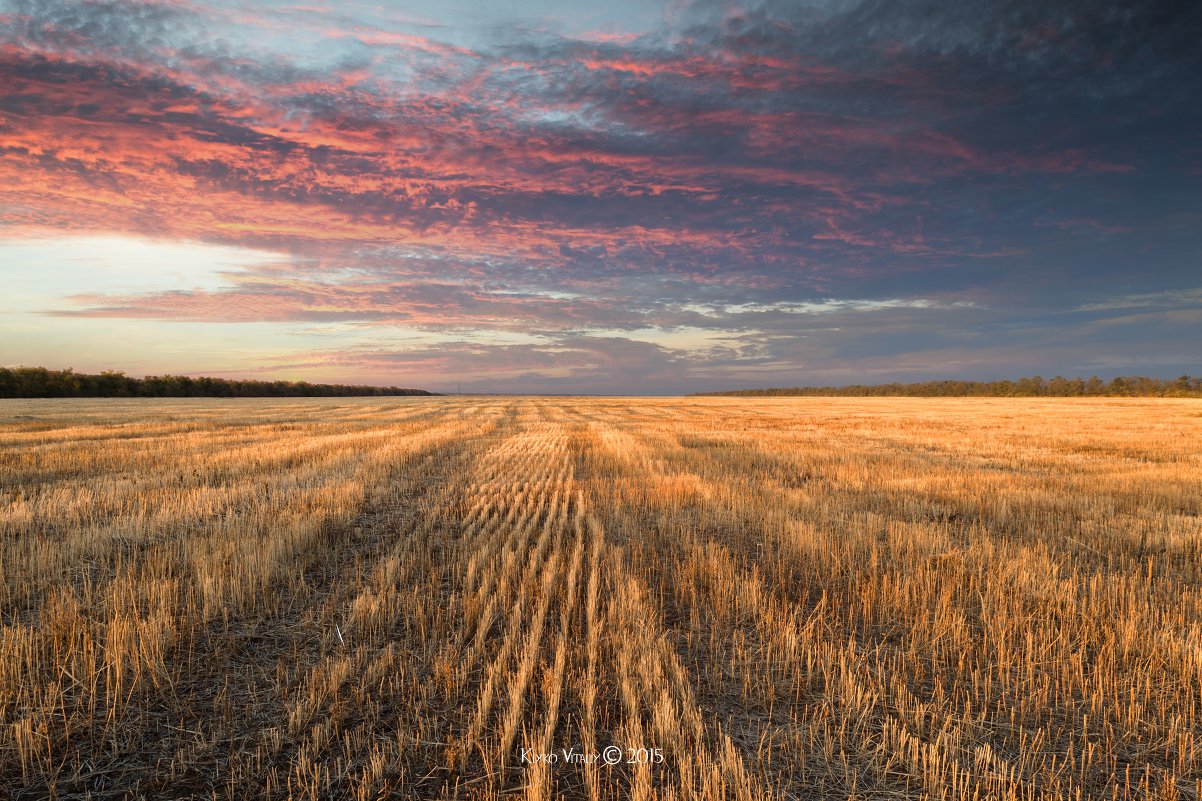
1, 0, 1199, 393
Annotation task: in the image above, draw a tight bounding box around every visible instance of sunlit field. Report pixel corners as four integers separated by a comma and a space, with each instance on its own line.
1, 397, 1200, 800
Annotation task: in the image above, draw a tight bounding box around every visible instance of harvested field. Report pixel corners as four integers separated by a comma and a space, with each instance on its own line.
1, 397, 1200, 800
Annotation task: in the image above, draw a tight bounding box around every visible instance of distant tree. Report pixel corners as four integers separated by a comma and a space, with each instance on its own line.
0, 367, 435, 398
694, 375, 1202, 399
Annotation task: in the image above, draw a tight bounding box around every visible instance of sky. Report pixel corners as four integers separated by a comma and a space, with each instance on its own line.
1, 0, 1199, 394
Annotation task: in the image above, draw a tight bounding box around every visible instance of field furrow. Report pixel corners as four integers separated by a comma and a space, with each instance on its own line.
2, 397, 1200, 800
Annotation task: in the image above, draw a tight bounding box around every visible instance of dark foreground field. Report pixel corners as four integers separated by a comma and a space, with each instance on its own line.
1, 397, 1199, 799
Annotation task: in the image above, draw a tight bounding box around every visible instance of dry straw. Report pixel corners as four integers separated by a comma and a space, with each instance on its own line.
1, 396, 1199, 799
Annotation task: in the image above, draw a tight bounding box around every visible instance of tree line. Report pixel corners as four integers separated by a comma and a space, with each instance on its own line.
694, 375, 1202, 398
0, 367, 434, 398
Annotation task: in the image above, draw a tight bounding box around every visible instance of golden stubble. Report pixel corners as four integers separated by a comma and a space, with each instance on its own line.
1, 396, 1199, 800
